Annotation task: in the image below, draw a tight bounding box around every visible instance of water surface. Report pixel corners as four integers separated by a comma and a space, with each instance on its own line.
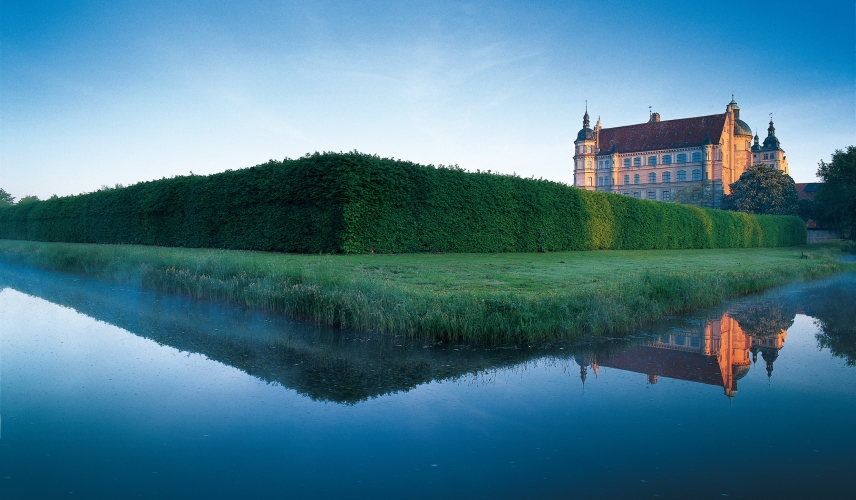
1, 264, 854, 499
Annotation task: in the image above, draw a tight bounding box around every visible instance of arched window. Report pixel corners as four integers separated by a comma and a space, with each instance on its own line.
648, 156, 657, 166
649, 172, 656, 183
624, 158, 631, 168
692, 169, 702, 181
692, 152, 701, 162
677, 170, 687, 182
633, 157, 641, 167
662, 172, 671, 183
676, 153, 686, 163
624, 175, 630, 185
634, 174, 640, 184
663, 155, 672, 165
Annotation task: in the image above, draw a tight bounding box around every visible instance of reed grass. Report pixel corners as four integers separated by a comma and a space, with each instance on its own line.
0, 239, 851, 343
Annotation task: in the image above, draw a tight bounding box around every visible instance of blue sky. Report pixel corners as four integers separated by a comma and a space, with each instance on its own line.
2, 0, 854, 199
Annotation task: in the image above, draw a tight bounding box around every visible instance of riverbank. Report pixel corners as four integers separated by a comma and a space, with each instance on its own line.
0, 239, 852, 342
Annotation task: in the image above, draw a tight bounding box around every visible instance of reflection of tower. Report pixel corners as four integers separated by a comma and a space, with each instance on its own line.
714, 316, 751, 398
751, 329, 787, 383
761, 348, 779, 381
574, 354, 598, 393
647, 374, 658, 385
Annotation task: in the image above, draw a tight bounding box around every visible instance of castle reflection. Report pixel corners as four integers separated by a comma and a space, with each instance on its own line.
576, 313, 788, 398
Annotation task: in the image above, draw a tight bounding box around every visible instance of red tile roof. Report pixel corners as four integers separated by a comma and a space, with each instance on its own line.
598, 345, 725, 387
794, 182, 821, 200
597, 114, 726, 154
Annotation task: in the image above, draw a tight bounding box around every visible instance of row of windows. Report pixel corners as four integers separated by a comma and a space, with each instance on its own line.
616, 169, 702, 185
660, 335, 701, 348
621, 152, 702, 168
621, 190, 672, 201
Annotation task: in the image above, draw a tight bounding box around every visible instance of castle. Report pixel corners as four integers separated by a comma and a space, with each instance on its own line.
572, 98, 788, 205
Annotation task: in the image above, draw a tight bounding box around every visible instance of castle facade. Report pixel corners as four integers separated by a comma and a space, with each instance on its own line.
572, 98, 788, 205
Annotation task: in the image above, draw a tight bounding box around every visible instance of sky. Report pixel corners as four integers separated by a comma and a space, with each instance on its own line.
2, 0, 854, 200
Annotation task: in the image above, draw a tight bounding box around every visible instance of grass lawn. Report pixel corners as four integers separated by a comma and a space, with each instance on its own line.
0, 239, 853, 343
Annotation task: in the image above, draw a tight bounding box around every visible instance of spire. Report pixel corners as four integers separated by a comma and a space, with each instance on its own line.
583, 101, 590, 129
767, 116, 776, 137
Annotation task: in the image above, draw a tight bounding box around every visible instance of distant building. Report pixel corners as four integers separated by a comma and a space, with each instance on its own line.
573, 98, 788, 206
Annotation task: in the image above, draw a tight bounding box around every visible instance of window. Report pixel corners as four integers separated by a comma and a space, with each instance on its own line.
587, 177, 592, 186
634, 174, 640, 184
662, 171, 671, 183
662, 190, 671, 201
692, 169, 702, 181
691, 337, 700, 348
598, 161, 603, 169
633, 192, 641, 198
623, 158, 631, 168
663, 155, 672, 165
692, 152, 701, 162
675, 335, 685, 346
586, 161, 592, 169
661, 335, 670, 344
649, 172, 656, 183
624, 175, 630, 185
676, 153, 687, 163
598, 177, 602, 186
763, 153, 768, 160
647, 191, 656, 199
623, 192, 630, 196
634, 157, 641, 167
677, 170, 687, 182
648, 156, 657, 166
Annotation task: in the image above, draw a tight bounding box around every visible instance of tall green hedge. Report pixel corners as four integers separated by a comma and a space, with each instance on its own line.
0, 152, 806, 252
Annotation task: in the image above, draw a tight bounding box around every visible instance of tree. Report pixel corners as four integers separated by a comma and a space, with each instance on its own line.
17, 195, 41, 204
673, 178, 717, 208
0, 188, 14, 207
722, 164, 798, 215
814, 146, 856, 239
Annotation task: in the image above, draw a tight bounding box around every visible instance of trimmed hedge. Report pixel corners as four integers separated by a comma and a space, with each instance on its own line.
0, 152, 806, 252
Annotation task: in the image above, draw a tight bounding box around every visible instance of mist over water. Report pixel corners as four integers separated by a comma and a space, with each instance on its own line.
1, 264, 854, 499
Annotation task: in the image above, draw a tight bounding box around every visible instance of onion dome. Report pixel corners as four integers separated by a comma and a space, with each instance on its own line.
734, 119, 753, 136
733, 363, 750, 381
577, 107, 595, 141
762, 118, 781, 150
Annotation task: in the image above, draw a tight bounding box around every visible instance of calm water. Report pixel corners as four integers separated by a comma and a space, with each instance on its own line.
0, 264, 854, 499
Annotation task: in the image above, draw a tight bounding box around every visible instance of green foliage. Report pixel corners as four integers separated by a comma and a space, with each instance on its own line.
672, 179, 717, 208
814, 146, 856, 238
797, 198, 815, 222
0, 188, 14, 207
723, 164, 799, 215
0, 152, 807, 252
17, 195, 41, 204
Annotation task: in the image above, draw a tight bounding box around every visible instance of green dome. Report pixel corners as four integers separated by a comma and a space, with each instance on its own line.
734, 119, 753, 136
